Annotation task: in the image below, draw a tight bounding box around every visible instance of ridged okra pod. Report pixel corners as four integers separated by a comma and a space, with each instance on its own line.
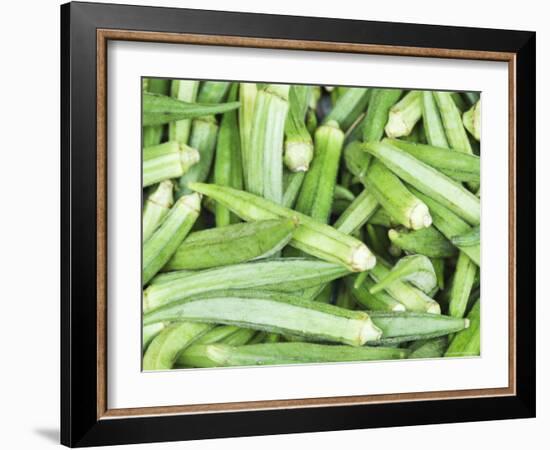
346, 276, 406, 312
344, 140, 371, 182
448, 252, 477, 319
144, 258, 350, 312
445, 299, 480, 357
142, 92, 240, 127
284, 85, 314, 172
369, 311, 469, 345
169, 80, 200, 145
387, 226, 457, 258
324, 87, 370, 131
421, 91, 449, 148
143, 141, 200, 187
365, 159, 432, 230
384, 91, 423, 138
143, 290, 383, 346
179, 342, 408, 368
282, 171, 305, 208
214, 84, 244, 226
433, 91, 473, 154
197, 81, 231, 104
188, 183, 376, 272
463, 100, 481, 141
142, 180, 174, 242
370, 255, 437, 295
363, 88, 403, 142
143, 322, 213, 370
333, 189, 378, 235
364, 141, 480, 225
142, 322, 168, 351
247, 84, 290, 204
142, 193, 201, 285
386, 139, 480, 183
164, 219, 296, 270
295, 120, 344, 223
408, 337, 448, 358
238, 83, 257, 189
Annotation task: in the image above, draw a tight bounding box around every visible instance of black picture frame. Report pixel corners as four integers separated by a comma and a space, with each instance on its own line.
61, 1, 536, 447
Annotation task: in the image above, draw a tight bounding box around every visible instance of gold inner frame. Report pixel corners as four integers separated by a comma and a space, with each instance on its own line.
96, 29, 517, 420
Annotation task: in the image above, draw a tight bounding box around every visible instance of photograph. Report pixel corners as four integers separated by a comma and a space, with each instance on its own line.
141, 79, 481, 371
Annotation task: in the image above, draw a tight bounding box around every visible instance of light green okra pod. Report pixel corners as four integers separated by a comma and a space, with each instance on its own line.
368, 207, 400, 228
142, 193, 201, 285
369, 311, 469, 345
333, 189, 379, 235
239, 83, 257, 190
433, 91, 473, 154
445, 299, 480, 357
143, 322, 213, 370
142, 180, 174, 242
363, 88, 403, 142
386, 139, 480, 183
164, 219, 296, 270
448, 252, 477, 319
142, 92, 240, 127
284, 85, 314, 172
142, 322, 169, 351
188, 183, 376, 272
408, 337, 448, 359
169, 80, 200, 145
370, 255, 437, 295
197, 81, 231, 104
143, 141, 200, 188
365, 159, 432, 230
324, 87, 370, 131
282, 171, 306, 208
295, 120, 344, 223
384, 90, 423, 138
344, 140, 371, 181
364, 141, 480, 225
144, 258, 350, 312
451, 225, 480, 247
143, 290, 383, 346
345, 276, 406, 312
387, 226, 457, 258
422, 91, 449, 148
143, 78, 171, 147
179, 342, 408, 368
463, 100, 481, 141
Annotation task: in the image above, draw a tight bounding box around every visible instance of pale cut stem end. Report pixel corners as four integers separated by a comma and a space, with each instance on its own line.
385, 112, 412, 138
178, 192, 202, 213
358, 316, 383, 344
426, 301, 442, 315
392, 303, 407, 312
284, 141, 314, 172
409, 203, 432, 230
350, 245, 376, 272
179, 145, 200, 173
148, 180, 174, 208
464, 318, 471, 329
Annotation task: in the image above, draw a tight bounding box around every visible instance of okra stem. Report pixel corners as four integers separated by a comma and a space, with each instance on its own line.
384, 91, 423, 138
284, 85, 314, 172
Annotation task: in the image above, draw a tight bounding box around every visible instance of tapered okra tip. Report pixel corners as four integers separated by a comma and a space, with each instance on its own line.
284, 141, 314, 172
409, 203, 432, 230
351, 245, 376, 272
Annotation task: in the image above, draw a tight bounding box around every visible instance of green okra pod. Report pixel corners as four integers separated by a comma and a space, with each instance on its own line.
324, 87, 370, 131
364, 141, 480, 225
368, 207, 399, 228
179, 342, 408, 368
365, 159, 432, 230
282, 171, 305, 208
421, 91, 449, 148
142, 92, 240, 127
408, 337, 448, 359
143, 78, 171, 147
221, 328, 257, 346
333, 185, 356, 203
143, 141, 200, 188
333, 189, 379, 235
386, 139, 480, 183
445, 299, 480, 357
143, 322, 213, 370
144, 258, 350, 312
197, 81, 231, 104
142, 193, 201, 285
370, 255, 437, 295
384, 91, 423, 138
363, 88, 403, 142
369, 311, 469, 345
188, 183, 376, 272
247, 84, 290, 203
451, 225, 480, 247
410, 187, 480, 265
448, 252, 477, 319
142, 180, 174, 242
214, 84, 243, 226
370, 261, 441, 314
463, 100, 481, 141
142, 322, 169, 351
284, 85, 314, 172
169, 80, 200, 145
238, 83, 257, 189
335, 284, 356, 310
344, 140, 371, 181
144, 290, 383, 346
346, 276, 406, 312
387, 226, 457, 258
433, 91, 473, 154
431, 258, 445, 290
164, 219, 296, 270
295, 120, 345, 223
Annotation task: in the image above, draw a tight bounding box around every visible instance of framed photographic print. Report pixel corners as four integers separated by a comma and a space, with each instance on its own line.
60, 1, 536, 447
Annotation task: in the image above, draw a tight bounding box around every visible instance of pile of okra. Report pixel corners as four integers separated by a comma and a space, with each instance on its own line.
142, 78, 481, 370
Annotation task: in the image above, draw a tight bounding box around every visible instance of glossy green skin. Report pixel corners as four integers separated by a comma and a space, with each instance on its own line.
410, 187, 480, 265
142, 195, 200, 285
165, 219, 296, 270
144, 258, 350, 312
362, 88, 403, 142
142, 92, 240, 127
422, 91, 449, 148
448, 252, 477, 319
388, 226, 457, 258
325, 88, 370, 131
365, 141, 480, 225
143, 290, 382, 346
143, 322, 213, 370
187, 183, 374, 272
445, 299, 480, 357
197, 81, 231, 104
295, 121, 344, 223
282, 171, 305, 208
386, 139, 480, 183
179, 342, 408, 368
369, 311, 468, 345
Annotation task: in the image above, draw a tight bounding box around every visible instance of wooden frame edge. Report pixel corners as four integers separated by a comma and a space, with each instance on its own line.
95, 28, 517, 421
